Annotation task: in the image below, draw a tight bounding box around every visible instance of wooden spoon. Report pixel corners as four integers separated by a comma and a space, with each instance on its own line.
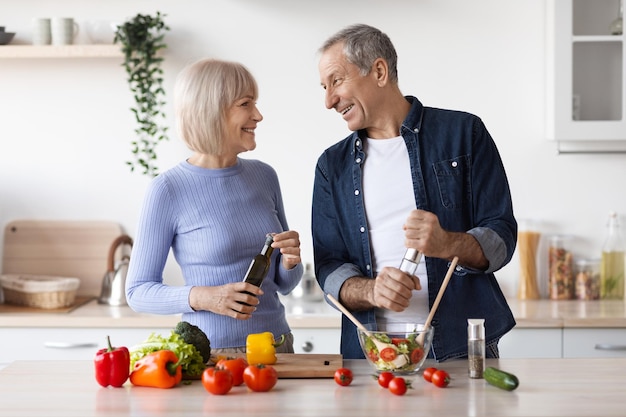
416, 256, 459, 346
326, 294, 392, 352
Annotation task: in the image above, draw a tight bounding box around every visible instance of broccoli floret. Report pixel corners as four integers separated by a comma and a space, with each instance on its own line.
174, 321, 211, 363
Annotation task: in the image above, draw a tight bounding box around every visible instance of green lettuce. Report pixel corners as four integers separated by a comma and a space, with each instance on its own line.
129, 331, 206, 377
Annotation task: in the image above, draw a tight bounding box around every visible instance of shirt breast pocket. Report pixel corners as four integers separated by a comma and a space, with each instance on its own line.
432, 155, 471, 210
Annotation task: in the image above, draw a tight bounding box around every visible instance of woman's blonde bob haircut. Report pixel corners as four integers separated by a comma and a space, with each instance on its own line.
174, 58, 259, 155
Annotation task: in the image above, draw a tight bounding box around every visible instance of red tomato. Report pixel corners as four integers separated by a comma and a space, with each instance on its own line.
367, 350, 379, 362
391, 338, 409, 346
410, 347, 424, 364
216, 357, 248, 386
422, 367, 438, 383
202, 367, 233, 395
243, 364, 278, 392
431, 369, 451, 388
334, 368, 353, 386
388, 377, 411, 396
379, 347, 397, 361
377, 371, 394, 388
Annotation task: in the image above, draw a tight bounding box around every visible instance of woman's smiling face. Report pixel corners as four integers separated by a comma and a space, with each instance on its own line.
224, 93, 263, 155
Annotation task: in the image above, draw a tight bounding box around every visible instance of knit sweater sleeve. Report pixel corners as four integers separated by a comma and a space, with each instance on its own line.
125, 174, 195, 315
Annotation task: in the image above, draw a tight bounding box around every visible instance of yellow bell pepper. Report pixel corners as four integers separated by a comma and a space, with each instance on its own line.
246, 332, 285, 365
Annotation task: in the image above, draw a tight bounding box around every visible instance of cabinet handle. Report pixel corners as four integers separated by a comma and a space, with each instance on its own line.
44, 341, 98, 349
301, 341, 314, 353
594, 344, 626, 351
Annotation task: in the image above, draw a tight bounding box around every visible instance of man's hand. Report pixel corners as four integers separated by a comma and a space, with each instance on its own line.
403, 209, 488, 270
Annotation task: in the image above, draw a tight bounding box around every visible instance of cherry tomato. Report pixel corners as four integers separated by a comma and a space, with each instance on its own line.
202, 367, 234, 395
376, 371, 394, 388
423, 367, 438, 383
431, 369, 451, 388
367, 349, 379, 362
410, 347, 424, 364
216, 357, 248, 386
334, 368, 353, 386
379, 347, 397, 361
391, 338, 409, 346
388, 377, 411, 396
243, 364, 278, 392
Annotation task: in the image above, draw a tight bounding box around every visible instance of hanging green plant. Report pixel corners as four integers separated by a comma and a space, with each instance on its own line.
114, 12, 170, 177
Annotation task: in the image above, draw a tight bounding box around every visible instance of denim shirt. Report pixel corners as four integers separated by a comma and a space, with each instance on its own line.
312, 96, 517, 361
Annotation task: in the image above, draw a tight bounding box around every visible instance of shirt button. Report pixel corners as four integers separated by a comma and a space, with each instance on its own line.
354, 189, 360, 196
413, 128, 419, 133
360, 227, 365, 233
452, 161, 458, 168
356, 139, 361, 147
366, 265, 371, 271
356, 157, 362, 164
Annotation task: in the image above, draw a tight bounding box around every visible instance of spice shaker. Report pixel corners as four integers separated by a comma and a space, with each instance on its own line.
467, 318, 485, 379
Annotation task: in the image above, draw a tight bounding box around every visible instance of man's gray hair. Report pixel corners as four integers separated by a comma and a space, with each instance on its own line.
319, 24, 398, 84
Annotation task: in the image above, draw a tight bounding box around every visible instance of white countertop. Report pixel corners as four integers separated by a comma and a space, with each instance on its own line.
1, 357, 624, 417
0, 296, 625, 329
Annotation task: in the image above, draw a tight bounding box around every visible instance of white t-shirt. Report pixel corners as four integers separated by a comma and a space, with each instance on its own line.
362, 136, 430, 324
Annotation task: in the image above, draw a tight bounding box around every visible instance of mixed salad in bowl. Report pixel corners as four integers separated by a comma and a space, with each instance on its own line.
357, 323, 433, 375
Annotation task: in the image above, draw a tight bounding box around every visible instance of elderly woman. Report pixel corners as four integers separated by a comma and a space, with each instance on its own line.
126, 58, 303, 353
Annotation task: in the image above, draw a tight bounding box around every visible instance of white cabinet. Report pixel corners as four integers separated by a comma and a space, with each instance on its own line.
546, 0, 626, 152
498, 328, 563, 358
291, 328, 341, 354
0, 326, 341, 365
0, 327, 172, 365
563, 328, 626, 357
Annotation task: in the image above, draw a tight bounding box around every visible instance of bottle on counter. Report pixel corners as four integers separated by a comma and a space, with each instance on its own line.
240, 233, 275, 305
548, 235, 574, 300
600, 212, 625, 300
467, 318, 485, 379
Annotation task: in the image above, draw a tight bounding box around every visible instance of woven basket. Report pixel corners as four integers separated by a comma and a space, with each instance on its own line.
0, 274, 80, 309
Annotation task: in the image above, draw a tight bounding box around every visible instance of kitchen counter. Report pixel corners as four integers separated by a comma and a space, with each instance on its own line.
1, 357, 624, 417
0, 297, 625, 329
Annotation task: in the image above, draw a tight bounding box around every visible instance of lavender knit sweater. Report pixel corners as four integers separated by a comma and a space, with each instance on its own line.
126, 158, 303, 349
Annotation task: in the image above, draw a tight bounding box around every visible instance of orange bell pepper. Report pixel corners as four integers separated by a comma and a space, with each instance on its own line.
129, 350, 183, 389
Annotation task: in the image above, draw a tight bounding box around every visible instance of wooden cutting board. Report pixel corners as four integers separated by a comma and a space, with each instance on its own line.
271, 353, 343, 378
2, 220, 125, 297
206, 353, 343, 379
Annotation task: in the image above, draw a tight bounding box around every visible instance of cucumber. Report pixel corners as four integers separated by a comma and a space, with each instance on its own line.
483, 366, 519, 391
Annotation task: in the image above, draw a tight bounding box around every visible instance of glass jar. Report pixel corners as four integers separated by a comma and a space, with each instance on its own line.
517, 219, 541, 300
575, 259, 600, 300
548, 235, 574, 300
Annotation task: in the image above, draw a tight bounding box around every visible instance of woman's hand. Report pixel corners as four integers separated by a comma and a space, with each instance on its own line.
272, 230, 301, 270
189, 283, 263, 320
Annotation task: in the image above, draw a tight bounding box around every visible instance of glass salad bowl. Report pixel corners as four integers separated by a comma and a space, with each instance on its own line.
357, 322, 433, 375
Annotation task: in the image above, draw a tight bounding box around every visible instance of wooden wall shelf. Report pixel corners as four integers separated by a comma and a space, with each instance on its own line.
0, 44, 123, 58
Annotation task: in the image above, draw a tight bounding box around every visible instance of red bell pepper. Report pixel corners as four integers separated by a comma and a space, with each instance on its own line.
94, 335, 130, 388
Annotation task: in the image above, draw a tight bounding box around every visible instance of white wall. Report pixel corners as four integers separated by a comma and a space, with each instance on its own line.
1, 0, 625, 297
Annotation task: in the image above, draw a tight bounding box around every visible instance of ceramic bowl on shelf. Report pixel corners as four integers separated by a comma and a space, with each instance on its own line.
84, 20, 118, 44
357, 322, 433, 375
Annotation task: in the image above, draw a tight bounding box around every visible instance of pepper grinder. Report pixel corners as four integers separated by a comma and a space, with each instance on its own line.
467, 318, 485, 379
399, 248, 421, 276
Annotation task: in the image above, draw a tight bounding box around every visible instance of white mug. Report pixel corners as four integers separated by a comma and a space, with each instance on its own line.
51, 17, 79, 45
32, 18, 51, 45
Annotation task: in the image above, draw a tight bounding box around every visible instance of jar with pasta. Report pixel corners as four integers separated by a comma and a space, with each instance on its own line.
548, 235, 574, 300
575, 258, 600, 300
517, 219, 541, 300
